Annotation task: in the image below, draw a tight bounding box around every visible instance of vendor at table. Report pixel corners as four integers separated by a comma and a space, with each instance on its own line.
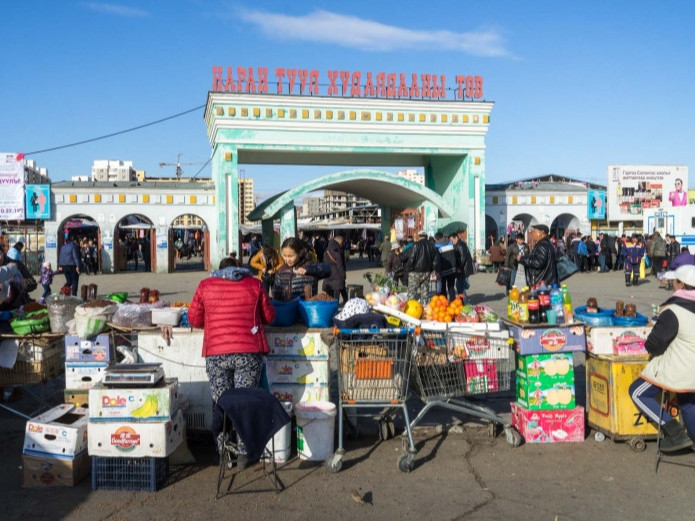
272, 237, 330, 301
187, 257, 276, 468
629, 265, 695, 452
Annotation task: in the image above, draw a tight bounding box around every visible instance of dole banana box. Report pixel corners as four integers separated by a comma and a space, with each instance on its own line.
24, 404, 89, 458
265, 329, 329, 359
516, 375, 576, 410
269, 384, 330, 408
508, 323, 586, 355
87, 409, 184, 458
265, 359, 329, 386
511, 402, 585, 443
516, 353, 575, 387
88, 378, 179, 422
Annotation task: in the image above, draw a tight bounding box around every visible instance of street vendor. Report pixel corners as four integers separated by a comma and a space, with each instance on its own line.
629, 265, 695, 452
187, 257, 276, 468
272, 237, 330, 301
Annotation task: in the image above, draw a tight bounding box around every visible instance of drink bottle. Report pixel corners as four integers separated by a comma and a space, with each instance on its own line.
561, 284, 573, 323
509, 286, 520, 322
519, 287, 529, 324
550, 283, 565, 323
537, 280, 550, 323
528, 296, 540, 324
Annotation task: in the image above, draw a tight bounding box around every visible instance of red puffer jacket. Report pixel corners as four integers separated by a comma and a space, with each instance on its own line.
187, 276, 276, 357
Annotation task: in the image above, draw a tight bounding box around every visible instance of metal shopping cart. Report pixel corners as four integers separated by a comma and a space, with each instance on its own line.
325, 328, 418, 473
409, 327, 523, 449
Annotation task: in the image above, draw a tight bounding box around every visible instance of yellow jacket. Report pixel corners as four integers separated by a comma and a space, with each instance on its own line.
250, 249, 284, 280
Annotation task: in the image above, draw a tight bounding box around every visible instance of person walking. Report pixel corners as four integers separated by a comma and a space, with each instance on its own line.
323, 235, 348, 304
518, 224, 558, 287
379, 236, 391, 268
650, 231, 668, 276
187, 257, 276, 467
406, 230, 439, 303
58, 235, 81, 296
452, 229, 474, 301
623, 234, 645, 287
629, 265, 695, 452
38, 261, 54, 304
505, 233, 527, 292
435, 232, 458, 301
385, 242, 405, 286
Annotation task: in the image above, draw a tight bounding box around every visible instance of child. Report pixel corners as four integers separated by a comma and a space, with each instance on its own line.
39, 261, 54, 304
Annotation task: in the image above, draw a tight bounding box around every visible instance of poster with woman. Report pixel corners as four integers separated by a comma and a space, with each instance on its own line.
588, 190, 606, 220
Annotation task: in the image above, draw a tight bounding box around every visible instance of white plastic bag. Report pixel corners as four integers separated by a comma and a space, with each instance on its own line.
74, 302, 117, 338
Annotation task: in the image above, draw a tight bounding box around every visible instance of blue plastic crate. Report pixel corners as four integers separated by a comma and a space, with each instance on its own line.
92, 456, 169, 492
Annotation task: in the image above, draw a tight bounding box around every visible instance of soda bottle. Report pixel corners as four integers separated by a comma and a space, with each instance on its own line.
550, 283, 565, 324
519, 287, 530, 324
528, 295, 540, 324
509, 286, 520, 322
537, 280, 550, 323
561, 284, 574, 323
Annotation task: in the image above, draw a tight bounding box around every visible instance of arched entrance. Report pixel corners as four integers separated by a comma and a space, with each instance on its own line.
485, 214, 499, 246
169, 214, 210, 272
113, 214, 155, 273
57, 214, 101, 274
551, 213, 581, 239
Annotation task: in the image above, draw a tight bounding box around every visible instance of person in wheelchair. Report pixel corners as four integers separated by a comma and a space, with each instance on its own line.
187, 256, 276, 468
629, 265, 695, 452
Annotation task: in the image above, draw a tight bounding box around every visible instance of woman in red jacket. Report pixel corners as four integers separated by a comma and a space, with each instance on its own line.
187, 257, 276, 466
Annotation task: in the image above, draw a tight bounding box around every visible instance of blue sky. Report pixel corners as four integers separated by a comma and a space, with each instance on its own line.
3, 1, 694, 202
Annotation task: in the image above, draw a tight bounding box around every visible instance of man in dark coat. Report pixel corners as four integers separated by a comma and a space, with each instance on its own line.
406, 231, 439, 303
518, 224, 558, 287
323, 235, 347, 303
452, 229, 474, 301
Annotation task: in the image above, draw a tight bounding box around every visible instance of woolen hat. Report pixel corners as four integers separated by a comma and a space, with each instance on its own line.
531, 224, 550, 234
664, 265, 695, 287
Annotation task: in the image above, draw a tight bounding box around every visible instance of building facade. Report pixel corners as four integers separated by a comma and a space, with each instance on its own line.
91, 160, 137, 183
237, 177, 255, 224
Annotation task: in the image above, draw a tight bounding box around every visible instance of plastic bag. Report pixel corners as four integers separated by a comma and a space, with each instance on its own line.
74, 302, 118, 338
47, 295, 83, 334
111, 302, 154, 328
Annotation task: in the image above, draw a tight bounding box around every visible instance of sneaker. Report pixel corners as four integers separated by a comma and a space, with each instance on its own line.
38, 298, 45, 304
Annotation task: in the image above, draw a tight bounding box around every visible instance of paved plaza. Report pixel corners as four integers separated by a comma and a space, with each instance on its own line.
1, 261, 692, 521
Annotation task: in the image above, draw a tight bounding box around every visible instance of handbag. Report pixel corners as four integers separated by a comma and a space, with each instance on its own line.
495, 267, 512, 287
557, 255, 579, 281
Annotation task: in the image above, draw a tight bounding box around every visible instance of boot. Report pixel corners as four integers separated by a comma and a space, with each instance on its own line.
660, 420, 693, 452
632, 274, 639, 287
80, 284, 88, 301
625, 274, 631, 287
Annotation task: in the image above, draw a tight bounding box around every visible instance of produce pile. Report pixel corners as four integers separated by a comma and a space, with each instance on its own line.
423, 296, 498, 323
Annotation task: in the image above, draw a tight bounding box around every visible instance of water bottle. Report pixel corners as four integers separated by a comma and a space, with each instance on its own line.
550, 283, 565, 323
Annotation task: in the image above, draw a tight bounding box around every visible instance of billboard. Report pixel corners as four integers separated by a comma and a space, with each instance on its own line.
607, 164, 688, 221
25, 185, 51, 220
587, 190, 606, 220
0, 152, 25, 220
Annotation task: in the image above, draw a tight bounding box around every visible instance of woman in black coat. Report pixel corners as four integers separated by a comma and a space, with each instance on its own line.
323, 235, 347, 303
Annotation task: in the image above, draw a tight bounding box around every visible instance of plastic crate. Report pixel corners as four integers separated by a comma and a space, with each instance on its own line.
91, 456, 169, 492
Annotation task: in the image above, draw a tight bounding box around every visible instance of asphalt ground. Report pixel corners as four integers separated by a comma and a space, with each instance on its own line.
1, 259, 692, 521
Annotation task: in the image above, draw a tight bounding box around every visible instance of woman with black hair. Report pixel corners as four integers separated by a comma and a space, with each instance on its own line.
272, 237, 330, 301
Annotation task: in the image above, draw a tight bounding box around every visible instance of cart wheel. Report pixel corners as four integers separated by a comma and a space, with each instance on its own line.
594, 431, 606, 442
387, 419, 397, 439
488, 423, 498, 438
504, 427, 523, 447
379, 420, 392, 441
628, 438, 647, 452
397, 454, 414, 473
325, 453, 343, 473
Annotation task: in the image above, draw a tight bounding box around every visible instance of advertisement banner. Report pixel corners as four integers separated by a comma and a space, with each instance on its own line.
689, 189, 695, 206
25, 185, 51, 220
607, 165, 688, 221
587, 190, 606, 220
0, 153, 25, 220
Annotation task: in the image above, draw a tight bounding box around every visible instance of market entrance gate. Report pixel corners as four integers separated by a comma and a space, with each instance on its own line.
204, 90, 493, 270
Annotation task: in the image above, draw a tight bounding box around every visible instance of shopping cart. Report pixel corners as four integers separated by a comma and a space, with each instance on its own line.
409, 327, 523, 448
325, 328, 418, 473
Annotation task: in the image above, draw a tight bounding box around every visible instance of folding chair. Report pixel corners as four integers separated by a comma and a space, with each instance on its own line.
215, 388, 291, 498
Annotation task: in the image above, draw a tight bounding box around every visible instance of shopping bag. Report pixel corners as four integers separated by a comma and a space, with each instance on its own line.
639, 258, 646, 279
495, 267, 512, 287
557, 255, 579, 281
643, 255, 651, 269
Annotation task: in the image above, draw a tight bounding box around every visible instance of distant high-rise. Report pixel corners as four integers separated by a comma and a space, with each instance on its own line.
238, 178, 256, 224
396, 168, 424, 185
91, 160, 136, 182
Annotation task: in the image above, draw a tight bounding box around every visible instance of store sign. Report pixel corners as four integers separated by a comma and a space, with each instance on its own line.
587, 190, 606, 220
0, 152, 25, 220
212, 66, 484, 100
25, 184, 51, 220
607, 164, 689, 221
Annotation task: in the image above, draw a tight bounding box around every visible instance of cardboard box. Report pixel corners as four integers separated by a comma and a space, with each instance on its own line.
586, 325, 653, 355
511, 402, 585, 443
64, 334, 114, 363
22, 451, 90, 487
64, 389, 90, 407
268, 383, 329, 408
516, 353, 575, 386
507, 322, 586, 355
265, 329, 329, 359
88, 378, 179, 422
65, 362, 109, 389
87, 409, 184, 458
516, 375, 576, 410
24, 404, 89, 458
265, 359, 329, 386
586, 353, 657, 437
464, 359, 499, 393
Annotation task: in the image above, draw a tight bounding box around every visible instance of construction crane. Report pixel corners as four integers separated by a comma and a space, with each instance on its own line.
159, 153, 206, 179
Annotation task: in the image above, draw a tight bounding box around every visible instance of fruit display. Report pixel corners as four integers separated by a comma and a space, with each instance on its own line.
403, 300, 423, 319
424, 295, 463, 323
